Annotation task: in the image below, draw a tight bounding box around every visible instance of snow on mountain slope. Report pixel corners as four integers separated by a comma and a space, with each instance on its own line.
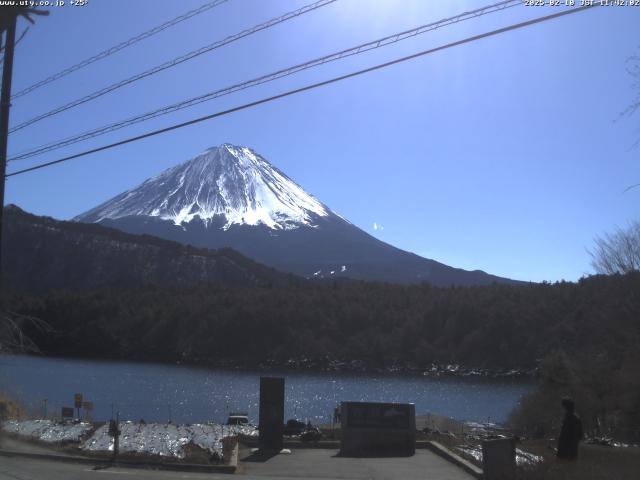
75, 143, 520, 286
75, 144, 331, 230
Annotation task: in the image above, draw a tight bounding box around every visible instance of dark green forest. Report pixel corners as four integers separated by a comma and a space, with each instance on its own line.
1, 272, 636, 369
3, 272, 639, 440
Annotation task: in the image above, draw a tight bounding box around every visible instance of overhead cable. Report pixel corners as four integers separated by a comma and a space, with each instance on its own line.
9, 0, 519, 162
8, 0, 338, 133
11, 0, 230, 100
6, 4, 598, 178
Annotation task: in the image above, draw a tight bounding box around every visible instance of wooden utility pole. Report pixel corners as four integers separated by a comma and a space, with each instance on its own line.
0, 6, 47, 288
0, 11, 17, 287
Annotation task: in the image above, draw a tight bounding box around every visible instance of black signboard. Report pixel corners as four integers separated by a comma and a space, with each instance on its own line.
340, 401, 416, 456
61, 407, 74, 418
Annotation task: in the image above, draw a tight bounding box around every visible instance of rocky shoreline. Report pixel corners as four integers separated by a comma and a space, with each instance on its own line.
38, 352, 538, 378
208, 357, 539, 378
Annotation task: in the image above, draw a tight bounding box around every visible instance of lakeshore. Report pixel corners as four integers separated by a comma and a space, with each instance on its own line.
0, 354, 534, 425
2, 416, 639, 480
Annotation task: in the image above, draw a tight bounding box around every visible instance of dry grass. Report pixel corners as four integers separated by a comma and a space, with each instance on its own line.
421, 432, 640, 479
0, 393, 26, 421
516, 441, 640, 480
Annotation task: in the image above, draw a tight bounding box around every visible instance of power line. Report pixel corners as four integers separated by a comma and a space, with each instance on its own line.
10, 0, 229, 100
6, 4, 598, 179
8, 0, 338, 134
0, 26, 29, 54
0, 27, 29, 67
9, 0, 520, 162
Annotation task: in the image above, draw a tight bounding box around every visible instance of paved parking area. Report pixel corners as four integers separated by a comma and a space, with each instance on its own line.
239, 447, 476, 479
0, 435, 476, 480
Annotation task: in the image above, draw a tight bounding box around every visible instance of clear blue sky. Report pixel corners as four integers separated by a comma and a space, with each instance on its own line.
4, 0, 640, 282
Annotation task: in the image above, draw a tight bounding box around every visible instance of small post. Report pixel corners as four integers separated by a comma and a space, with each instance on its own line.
482, 437, 516, 480
109, 412, 120, 462
74, 393, 82, 420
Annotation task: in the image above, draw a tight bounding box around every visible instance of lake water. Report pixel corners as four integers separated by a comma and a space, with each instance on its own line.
0, 355, 534, 425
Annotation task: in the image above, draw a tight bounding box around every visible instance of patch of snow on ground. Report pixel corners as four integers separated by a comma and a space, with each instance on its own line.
2, 420, 93, 443
81, 422, 257, 459
515, 448, 544, 466
2, 420, 257, 460
455, 445, 543, 467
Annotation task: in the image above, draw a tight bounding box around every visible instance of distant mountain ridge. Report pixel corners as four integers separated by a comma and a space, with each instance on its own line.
75, 144, 519, 286
1, 205, 293, 293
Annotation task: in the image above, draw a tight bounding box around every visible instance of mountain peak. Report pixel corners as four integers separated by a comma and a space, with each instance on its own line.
75, 144, 331, 231
74, 144, 520, 286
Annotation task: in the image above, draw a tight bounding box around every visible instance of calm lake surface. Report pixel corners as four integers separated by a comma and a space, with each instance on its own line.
0, 355, 534, 425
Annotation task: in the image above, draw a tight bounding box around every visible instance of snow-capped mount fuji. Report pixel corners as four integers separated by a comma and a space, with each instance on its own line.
75, 144, 517, 286
78, 144, 333, 230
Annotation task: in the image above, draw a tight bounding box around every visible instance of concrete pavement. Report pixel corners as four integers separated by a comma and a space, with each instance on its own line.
0, 433, 476, 480
0, 456, 228, 480
0, 447, 477, 480
238, 446, 475, 479
0, 435, 71, 455
0, 453, 476, 480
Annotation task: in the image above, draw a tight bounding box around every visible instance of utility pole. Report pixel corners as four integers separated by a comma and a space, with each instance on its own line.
0, 12, 17, 288
0, 6, 48, 289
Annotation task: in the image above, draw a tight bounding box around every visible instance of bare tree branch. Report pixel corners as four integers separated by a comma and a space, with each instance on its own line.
590, 220, 640, 275
621, 51, 640, 119
0, 310, 53, 354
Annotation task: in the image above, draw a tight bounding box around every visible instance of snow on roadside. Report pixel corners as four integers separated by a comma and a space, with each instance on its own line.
455, 445, 544, 466
81, 422, 257, 459
2, 419, 257, 459
1, 419, 93, 443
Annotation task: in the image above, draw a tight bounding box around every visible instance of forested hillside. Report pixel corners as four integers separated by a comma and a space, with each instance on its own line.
4, 273, 638, 373
4, 272, 639, 440
1, 205, 295, 292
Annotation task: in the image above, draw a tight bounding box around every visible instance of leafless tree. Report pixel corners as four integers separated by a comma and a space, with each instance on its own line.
0, 310, 51, 354
624, 49, 640, 119
590, 220, 640, 275
621, 49, 640, 192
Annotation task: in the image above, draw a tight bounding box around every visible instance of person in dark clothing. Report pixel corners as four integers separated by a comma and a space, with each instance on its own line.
557, 397, 584, 460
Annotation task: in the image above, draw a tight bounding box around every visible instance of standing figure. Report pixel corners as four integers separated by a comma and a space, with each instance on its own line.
557, 397, 583, 460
